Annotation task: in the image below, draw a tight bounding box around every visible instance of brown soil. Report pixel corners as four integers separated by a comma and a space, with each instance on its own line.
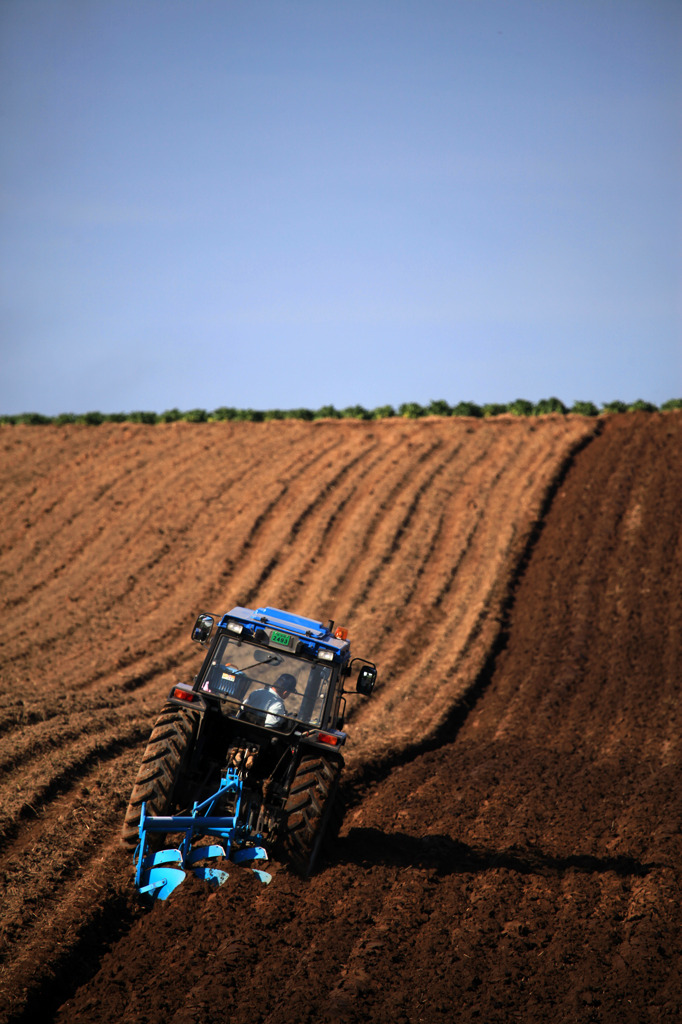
0, 413, 680, 1023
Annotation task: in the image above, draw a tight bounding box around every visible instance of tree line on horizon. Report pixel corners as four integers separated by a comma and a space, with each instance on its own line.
1, 397, 680, 426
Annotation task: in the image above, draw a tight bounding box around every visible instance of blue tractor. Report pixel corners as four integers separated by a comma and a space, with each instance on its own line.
121, 605, 377, 899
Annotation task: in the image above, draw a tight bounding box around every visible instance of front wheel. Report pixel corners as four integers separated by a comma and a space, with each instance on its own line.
278, 753, 343, 877
120, 702, 198, 849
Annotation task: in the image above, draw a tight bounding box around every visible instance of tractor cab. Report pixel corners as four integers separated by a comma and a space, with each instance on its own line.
199, 635, 335, 733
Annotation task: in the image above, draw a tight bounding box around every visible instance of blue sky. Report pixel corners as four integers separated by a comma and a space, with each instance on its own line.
1, 0, 680, 415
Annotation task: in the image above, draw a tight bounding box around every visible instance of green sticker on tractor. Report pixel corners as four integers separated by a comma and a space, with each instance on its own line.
270, 630, 292, 647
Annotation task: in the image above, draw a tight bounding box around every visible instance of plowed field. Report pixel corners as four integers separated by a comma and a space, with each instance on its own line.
1, 413, 680, 1023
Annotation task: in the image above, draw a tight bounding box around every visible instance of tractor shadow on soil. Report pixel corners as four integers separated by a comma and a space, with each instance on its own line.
333, 826, 658, 880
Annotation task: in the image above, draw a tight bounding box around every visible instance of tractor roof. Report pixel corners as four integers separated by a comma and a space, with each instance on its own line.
218, 605, 351, 660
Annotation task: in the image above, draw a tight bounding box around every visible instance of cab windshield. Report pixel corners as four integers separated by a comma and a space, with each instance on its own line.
199, 636, 333, 729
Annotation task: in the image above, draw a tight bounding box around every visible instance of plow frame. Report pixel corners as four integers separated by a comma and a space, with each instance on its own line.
134, 767, 271, 900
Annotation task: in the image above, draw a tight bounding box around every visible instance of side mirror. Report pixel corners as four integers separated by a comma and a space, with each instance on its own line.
356, 664, 377, 696
191, 613, 214, 644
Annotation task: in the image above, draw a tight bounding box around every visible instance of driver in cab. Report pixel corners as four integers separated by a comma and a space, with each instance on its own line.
244, 673, 298, 727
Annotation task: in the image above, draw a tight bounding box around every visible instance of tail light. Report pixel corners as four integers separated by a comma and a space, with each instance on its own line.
313, 730, 346, 746
173, 688, 196, 703
317, 732, 339, 746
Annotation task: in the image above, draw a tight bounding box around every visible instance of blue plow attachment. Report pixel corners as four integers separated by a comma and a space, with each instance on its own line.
134, 768, 272, 901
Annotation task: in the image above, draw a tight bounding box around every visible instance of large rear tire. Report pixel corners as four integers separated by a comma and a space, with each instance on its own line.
120, 702, 198, 849
279, 753, 343, 877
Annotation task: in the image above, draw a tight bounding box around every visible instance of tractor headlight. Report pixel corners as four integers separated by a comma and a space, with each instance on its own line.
317, 649, 334, 661
227, 621, 244, 635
